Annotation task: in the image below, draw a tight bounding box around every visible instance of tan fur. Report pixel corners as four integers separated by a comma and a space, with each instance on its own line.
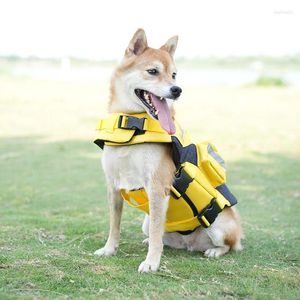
95, 29, 243, 272
152, 145, 176, 197
223, 208, 244, 250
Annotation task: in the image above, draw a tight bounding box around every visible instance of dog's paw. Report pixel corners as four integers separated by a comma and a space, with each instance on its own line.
204, 246, 228, 258
94, 246, 117, 257
138, 260, 159, 273
142, 238, 149, 245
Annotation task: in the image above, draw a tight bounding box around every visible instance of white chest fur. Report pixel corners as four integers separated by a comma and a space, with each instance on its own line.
102, 143, 165, 190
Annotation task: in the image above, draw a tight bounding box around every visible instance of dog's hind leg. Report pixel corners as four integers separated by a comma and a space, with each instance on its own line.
94, 185, 123, 256
203, 228, 230, 258
203, 207, 243, 258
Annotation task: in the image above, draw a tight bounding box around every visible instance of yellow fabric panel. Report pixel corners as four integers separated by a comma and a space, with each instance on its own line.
215, 190, 231, 208
197, 141, 226, 187
165, 216, 200, 232
166, 196, 195, 223
184, 162, 216, 197
96, 129, 136, 144
121, 189, 149, 214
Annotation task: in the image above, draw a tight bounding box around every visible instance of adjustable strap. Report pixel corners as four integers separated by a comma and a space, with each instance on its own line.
172, 167, 199, 217
97, 113, 167, 133
197, 198, 222, 227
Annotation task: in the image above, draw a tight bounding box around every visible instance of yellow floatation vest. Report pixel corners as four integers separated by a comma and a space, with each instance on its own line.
94, 113, 237, 234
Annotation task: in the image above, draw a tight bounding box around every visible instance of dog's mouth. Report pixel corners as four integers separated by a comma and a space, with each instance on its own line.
134, 89, 176, 134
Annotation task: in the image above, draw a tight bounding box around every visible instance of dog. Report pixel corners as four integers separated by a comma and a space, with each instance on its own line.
94, 29, 243, 273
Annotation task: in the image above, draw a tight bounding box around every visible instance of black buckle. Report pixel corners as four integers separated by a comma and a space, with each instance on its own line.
173, 167, 193, 195
118, 115, 145, 131
197, 198, 222, 228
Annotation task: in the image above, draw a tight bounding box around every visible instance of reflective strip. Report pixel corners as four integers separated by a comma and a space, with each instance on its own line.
207, 144, 225, 168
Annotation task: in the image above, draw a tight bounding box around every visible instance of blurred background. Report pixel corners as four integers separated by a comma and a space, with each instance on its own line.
1, 0, 300, 143
1, 1, 300, 297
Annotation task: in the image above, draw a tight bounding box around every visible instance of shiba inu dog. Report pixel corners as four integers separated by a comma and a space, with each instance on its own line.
94, 29, 243, 273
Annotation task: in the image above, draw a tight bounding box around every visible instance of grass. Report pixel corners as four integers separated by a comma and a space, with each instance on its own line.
254, 76, 286, 87
0, 71, 300, 299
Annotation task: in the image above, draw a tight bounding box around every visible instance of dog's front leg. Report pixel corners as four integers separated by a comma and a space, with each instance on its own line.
94, 185, 123, 256
138, 190, 169, 273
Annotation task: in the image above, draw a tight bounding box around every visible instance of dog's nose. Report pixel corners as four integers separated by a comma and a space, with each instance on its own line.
170, 86, 182, 98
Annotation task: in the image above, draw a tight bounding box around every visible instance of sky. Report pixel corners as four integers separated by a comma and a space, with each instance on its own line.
0, 0, 299, 60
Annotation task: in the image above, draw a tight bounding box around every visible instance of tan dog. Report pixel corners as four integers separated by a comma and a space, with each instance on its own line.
94, 29, 243, 273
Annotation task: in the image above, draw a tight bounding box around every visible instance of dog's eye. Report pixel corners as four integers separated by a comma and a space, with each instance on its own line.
147, 69, 159, 75
172, 72, 177, 79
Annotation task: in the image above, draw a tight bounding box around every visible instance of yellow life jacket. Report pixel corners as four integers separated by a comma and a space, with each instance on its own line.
94, 113, 237, 234
94, 112, 191, 148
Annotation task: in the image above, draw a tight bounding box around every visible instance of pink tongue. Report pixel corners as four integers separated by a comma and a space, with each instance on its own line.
150, 94, 176, 135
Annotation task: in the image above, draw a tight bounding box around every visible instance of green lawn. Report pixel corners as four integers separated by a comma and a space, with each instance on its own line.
0, 74, 300, 299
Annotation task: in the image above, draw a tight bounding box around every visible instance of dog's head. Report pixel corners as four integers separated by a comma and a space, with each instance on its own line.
109, 28, 181, 134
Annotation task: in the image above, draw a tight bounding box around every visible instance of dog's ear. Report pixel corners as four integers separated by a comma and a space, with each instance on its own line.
125, 28, 148, 58
160, 36, 178, 57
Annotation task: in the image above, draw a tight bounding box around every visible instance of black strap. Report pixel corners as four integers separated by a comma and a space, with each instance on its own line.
216, 184, 238, 206
197, 185, 238, 227
177, 228, 198, 235
171, 136, 197, 169
172, 167, 198, 217
173, 167, 192, 195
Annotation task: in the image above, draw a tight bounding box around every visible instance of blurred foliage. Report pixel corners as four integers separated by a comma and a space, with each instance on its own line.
176, 54, 300, 70
1, 54, 300, 70
254, 75, 287, 87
